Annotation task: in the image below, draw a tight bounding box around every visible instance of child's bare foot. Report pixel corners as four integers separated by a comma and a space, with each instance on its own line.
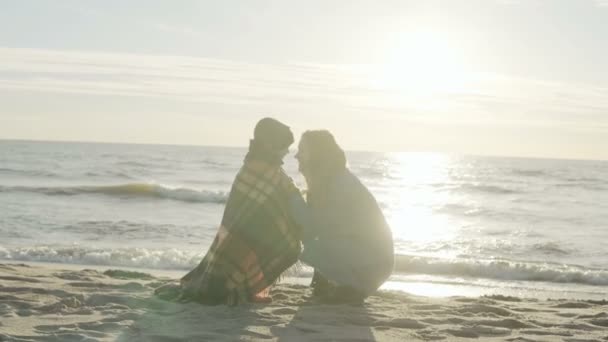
251, 294, 273, 303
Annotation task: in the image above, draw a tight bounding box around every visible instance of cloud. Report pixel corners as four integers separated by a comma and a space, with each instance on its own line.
0, 47, 382, 113
498, 0, 608, 9
494, 0, 523, 5
1, 47, 607, 131
595, 0, 608, 7
155, 23, 206, 38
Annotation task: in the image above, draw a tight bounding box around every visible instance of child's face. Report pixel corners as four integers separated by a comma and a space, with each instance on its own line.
277, 147, 289, 159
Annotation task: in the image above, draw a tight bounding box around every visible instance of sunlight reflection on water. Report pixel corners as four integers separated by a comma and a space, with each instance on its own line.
381, 153, 464, 250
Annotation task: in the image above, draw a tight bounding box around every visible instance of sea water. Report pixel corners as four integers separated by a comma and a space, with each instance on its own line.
1, 140, 607, 299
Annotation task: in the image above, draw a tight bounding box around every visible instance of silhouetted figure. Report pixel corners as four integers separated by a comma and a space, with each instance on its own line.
292, 130, 394, 304
179, 118, 302, 305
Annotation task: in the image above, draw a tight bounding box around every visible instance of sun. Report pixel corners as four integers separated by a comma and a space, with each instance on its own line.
372, 29, 472, 96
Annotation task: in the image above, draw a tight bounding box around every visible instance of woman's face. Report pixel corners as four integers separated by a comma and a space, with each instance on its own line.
295, 139, 310, 175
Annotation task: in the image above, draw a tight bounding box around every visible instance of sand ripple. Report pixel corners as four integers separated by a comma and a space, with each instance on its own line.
1, 263, 608, 341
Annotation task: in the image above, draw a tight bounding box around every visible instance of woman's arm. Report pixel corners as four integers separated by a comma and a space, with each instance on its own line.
289, 193, 321, 242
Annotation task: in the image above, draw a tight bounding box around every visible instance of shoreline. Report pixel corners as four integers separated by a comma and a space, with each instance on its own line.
2, 262, 608, 341
2, 259, 607, 302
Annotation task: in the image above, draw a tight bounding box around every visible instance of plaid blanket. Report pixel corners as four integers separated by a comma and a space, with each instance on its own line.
181, 159, 301, 305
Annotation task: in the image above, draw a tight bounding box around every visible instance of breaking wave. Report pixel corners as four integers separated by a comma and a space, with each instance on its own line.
1, 246, 608, 286
394, 255, 608, 286
0, 183, 229, 204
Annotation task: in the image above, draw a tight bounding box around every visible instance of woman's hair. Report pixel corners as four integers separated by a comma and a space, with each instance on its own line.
300, 130, 347, 206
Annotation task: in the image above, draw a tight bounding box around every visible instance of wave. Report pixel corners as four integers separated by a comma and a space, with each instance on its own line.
511, 169, 548, 177
563, 177, 605, 183
462, 184, 519, 195
0, 183, 229, 204
0, 167, 134, 180
433, 183, 519, 195
394, 255, 608, 286
0, 245, 203, 270
551, 175, 608, 191
2, 245, 607, 287
434, 203, 483, 216
0, 167, 58, 178
0, 245, 314, 278
115, 161, 150, 168
84, 171, 134, 179
554, 182, 607, 192
532, 242, 571, 256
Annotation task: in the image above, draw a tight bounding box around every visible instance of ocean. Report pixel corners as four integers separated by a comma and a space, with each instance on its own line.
1, 140, 607, 300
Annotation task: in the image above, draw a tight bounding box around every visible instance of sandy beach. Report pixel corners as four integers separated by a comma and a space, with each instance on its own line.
0, 263, 606, 341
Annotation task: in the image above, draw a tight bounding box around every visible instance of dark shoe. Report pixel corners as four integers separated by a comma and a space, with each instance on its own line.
310, 270, 333, 297
154, 282, 182, 301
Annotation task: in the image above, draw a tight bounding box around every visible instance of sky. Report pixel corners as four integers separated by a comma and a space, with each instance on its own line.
1, 0, 607, 160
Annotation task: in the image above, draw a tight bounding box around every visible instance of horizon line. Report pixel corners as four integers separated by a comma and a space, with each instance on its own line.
1, 138, 606, 163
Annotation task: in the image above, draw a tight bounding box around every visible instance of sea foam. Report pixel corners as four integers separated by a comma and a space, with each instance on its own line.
0, 183, 229, 204
2, 245, 608, 286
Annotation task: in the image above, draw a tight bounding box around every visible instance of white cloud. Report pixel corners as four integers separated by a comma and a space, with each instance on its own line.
155, 23, 206, 38
494, 0, 523, 5
595, 0, 608, 7
0, 47, 388, 119
498, 0, 608, 9
2, 47, 608, 158
1, 47, 607, 131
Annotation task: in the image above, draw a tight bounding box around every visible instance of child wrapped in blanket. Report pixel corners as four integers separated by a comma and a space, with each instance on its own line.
166, 118, 303, 305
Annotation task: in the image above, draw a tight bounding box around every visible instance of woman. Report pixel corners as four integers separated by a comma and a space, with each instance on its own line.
178, 118, 302, 305
291, 130, 394, 303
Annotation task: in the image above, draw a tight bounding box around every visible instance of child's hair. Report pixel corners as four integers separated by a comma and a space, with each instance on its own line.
246, 117, 294, 164
253, 117, 294, 150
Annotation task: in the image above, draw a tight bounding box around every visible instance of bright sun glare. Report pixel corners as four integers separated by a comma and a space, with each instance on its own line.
373, 30, 472, 96
387, 153, 456, 248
